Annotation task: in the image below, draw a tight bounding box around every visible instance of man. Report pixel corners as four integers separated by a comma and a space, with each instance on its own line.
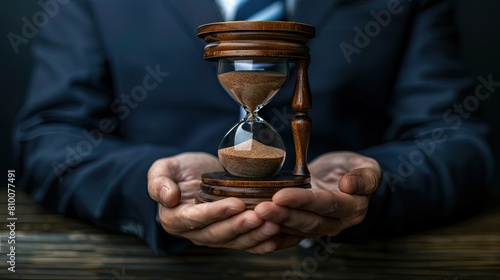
14, 0, 494, 255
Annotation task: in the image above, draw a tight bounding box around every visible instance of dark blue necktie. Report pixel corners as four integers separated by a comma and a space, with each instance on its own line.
234, 0, 286, 21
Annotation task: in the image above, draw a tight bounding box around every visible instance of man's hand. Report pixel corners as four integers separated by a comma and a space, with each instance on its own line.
147, 152, 280, 254
254, 152, 381, 248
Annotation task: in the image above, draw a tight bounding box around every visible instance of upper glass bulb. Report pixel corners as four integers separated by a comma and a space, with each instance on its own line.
218, 57, 288, 120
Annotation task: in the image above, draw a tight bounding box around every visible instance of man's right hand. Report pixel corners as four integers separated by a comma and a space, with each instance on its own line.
147, 152, 280, 254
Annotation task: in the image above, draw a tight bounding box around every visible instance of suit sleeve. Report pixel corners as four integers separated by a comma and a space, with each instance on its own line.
339, 0, 495, 239
13, 1, 191, 255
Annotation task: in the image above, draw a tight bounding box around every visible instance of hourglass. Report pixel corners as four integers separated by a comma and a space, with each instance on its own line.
195, 21, 315, 209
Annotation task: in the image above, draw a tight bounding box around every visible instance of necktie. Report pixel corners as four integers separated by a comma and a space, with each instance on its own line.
233, 0, 285, 21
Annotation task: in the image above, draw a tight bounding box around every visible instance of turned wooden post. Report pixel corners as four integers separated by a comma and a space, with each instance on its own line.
291, 60, 312, 176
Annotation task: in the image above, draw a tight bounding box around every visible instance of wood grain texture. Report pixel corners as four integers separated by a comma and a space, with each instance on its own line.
197, 172, 311, 209
1, 191, 499, 279
197, 21, 315, 60
291, 59, 312, 177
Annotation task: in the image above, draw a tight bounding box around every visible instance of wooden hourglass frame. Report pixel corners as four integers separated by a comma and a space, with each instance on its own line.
195, 21, 316, 209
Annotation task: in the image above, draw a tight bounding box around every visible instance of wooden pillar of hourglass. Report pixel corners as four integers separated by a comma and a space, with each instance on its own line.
195, 21, 316, 210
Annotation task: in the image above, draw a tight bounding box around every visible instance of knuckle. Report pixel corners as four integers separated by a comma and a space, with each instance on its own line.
348, 155, 365, 166
179, 216, 199, 231
307, 219, 323, 235
324, 200, 340, 217
178, 207, 201, 230
180, 220, 197, 231
148, 159, 167, 178
353, 198, 368, 216
198, 230, 221, 245
150, 158, 162, 169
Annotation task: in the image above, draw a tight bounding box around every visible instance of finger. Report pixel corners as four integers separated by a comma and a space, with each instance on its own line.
184, 211, 264, 246
275, 224, 314, 236
338, 167, 381, 195
268, 188, 368, 219
247, 232, 302, 254
203, 220, 281, 252
159, 197, 246, 233
254, 201, 344, 236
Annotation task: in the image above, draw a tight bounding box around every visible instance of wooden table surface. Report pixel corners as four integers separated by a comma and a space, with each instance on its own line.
0, 191, 499, 280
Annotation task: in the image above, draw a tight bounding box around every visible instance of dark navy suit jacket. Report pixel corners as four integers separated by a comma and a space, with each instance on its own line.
14, 0, 494, 254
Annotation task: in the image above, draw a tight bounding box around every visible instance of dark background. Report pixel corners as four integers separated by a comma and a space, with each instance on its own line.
1, 1, 40, 173
1, 1, 499, 187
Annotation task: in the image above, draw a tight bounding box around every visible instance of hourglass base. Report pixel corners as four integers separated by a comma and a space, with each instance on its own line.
195, 172, 311, 210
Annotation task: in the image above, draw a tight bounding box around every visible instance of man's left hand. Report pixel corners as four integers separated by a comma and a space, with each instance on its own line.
254, 151, 381, 250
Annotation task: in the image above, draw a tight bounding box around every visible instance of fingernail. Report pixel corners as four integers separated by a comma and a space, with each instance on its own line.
225, 206, 242, 215
346, 176, 361, 193
262, 241, 276, 253
257, 209, 272, 219
160, 186, 169, 203
243, 219, 259, 229
260, 222, 278, 236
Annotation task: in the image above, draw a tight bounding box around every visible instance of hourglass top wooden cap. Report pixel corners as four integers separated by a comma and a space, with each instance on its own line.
197, 21, 315, 60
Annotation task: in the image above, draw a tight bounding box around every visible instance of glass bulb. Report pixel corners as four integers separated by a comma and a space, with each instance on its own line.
217, 57, 288, 178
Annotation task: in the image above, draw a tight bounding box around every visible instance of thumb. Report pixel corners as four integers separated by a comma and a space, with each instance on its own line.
159, 177, 182, 208
338, 167, 381, 195
148, 157, 183, 208
149, 175, 182, 208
